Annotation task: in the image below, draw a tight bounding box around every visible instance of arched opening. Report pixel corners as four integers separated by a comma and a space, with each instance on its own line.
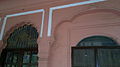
72, 36, 120, 67
0, 25, 39, 67
77, 36, 118, 46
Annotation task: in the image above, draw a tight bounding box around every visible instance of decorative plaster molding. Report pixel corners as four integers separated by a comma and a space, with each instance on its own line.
47, 0, 106, 37
0, 9, 45, 40
52, 9, 120, 47
49, 9, 120, 67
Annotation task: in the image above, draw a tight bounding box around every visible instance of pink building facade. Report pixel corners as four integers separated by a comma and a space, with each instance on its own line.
0, 0, 120, 67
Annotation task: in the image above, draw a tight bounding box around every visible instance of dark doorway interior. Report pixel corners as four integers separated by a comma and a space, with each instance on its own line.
0, 25, 38, 67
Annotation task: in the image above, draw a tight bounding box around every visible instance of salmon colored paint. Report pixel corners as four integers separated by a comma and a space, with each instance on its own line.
0, 0, 120, 67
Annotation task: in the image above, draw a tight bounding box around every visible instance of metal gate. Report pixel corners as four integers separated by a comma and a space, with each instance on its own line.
72, 46, 120, 67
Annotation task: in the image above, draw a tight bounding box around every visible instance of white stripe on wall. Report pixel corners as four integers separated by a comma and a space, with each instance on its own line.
47, 0, 106, 37
0, 9, 45, 40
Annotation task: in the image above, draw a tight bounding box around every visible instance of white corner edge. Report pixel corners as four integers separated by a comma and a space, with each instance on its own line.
40, 10, 45, 38
0, 16, 8, 40
47, 0, 106, 37
0, 9, 45, 40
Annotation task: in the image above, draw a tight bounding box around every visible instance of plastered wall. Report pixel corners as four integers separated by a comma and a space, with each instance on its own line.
0, 0, 120, 67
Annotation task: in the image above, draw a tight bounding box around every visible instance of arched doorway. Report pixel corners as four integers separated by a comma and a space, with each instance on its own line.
0, 25, 39, 67
72, 36, 120, 67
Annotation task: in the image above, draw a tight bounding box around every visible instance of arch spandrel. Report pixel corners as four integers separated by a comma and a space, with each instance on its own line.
52, 9, 120, 47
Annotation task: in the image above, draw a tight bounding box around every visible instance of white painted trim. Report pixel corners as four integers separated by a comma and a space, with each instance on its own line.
0, 17, 8, 40
7, 9, 44, 18
40, 10, 45, 37
0, 9, 45, 40
47, 0, 106, 37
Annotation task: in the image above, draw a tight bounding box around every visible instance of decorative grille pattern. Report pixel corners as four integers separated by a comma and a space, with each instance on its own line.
77, 36, 118, 46
6, 25, 38, 49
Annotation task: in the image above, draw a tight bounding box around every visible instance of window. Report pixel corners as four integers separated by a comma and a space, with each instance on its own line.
0, 25, 38, 67
3, 49, 38, 67
77, 36, 118, 46
72, 36, 120, 67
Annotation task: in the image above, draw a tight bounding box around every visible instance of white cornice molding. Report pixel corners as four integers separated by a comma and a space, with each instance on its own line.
0, 9, 45, 40
47, 0, 106, 37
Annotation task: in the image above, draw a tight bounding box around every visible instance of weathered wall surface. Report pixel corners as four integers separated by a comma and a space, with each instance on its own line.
0, 0, 120, 67
49, 10, 120, 67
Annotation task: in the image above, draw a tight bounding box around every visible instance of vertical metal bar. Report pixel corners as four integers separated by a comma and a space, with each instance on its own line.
94, 49, 96, 67
71, 47, 74, 67
94, 48, 99, 67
